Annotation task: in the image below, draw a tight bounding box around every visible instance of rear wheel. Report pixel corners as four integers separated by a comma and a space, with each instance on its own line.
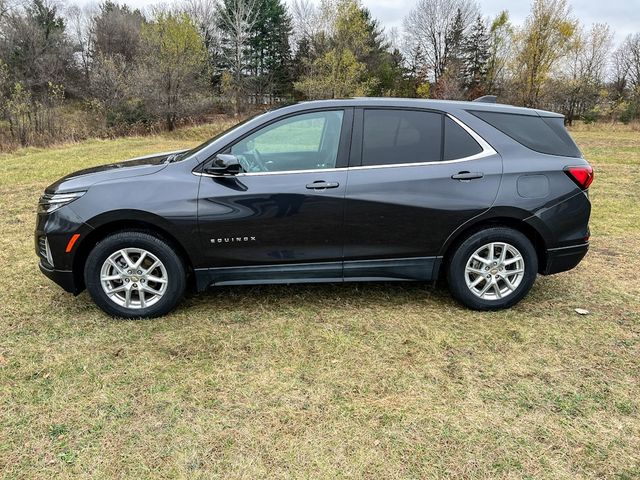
447, 227, 538, 310
85, 232, 186, 318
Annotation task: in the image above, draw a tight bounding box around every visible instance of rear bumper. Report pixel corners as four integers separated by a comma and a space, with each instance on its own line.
39, 261, 79, 294
542, 242, 589, 275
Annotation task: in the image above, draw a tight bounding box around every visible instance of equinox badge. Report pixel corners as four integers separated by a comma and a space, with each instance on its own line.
211, 236, 257, 244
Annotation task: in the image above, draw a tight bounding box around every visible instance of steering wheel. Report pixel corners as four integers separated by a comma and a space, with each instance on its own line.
236, 155, 253, 173
252, 148, 268, 172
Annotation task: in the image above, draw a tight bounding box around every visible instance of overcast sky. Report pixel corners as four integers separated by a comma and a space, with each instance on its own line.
77, 0, 640, 46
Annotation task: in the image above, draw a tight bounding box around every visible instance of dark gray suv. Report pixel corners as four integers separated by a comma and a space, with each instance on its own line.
36, 98, 592, 317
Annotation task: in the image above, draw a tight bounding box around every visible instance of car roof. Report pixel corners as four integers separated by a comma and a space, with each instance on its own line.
282, 97, 564, 118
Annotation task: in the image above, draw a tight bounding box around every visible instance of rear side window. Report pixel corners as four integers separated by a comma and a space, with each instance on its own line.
470, 110, 581, 157
362, 109, 442, 166
444, 117, 483, 160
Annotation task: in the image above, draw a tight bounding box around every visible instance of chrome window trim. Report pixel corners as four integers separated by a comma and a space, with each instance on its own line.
193, 113, 497, 178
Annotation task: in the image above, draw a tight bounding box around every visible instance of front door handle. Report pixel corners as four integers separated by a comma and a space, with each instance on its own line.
306, 181, 340, 190
451, 171, 484, 181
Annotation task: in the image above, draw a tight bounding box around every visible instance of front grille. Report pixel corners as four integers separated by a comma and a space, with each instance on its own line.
38, 236, 54, 268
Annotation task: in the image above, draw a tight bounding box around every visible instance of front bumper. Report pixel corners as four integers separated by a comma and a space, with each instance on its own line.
39, 261, 80, 294
35, 204, 93, 294
541, 242, 589, 275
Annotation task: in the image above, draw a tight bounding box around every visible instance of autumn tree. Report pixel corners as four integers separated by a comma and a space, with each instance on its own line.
484, 10, 512, 95
513, 0, 576, 107
137, 12, 208, 130
294, 0, 375, 99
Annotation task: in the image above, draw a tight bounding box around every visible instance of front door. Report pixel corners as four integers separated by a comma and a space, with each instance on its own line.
197, 109, 352, 284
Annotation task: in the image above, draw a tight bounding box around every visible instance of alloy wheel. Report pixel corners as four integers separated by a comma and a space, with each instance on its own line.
99, 248, 168, 309
464, 242, 525, 301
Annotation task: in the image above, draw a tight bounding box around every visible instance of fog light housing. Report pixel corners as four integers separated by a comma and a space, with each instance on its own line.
39, 236, 54, 267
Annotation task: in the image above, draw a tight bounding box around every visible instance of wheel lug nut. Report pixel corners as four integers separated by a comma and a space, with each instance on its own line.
137, 270, 142, 274
141, 279, 145, 283
133, 284, 137, 287
125, 278, 129, 282
128, 270, 132, 274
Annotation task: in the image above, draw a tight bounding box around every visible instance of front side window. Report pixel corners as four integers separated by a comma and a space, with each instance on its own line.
362, 109, 442, 166
230, 110, 344, 173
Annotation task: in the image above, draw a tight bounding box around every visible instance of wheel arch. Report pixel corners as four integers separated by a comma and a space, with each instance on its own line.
72, 213, 196, 292
437, 213, 549, 278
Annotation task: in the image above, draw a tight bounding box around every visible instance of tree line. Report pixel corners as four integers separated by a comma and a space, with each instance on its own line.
1, 0, 639, 148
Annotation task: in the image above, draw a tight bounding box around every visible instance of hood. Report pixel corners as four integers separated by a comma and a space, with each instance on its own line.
45, 150, 186, 194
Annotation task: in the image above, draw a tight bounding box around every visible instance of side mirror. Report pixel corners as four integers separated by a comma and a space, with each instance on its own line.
205, 154, 242, 175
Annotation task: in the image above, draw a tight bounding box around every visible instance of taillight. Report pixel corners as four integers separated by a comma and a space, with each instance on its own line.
564, 165, 594, 190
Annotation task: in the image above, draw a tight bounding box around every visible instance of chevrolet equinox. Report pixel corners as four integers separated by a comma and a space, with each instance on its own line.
36, 98, 593, 318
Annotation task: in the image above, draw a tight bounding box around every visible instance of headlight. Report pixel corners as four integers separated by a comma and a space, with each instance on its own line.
38, 191, 86, 214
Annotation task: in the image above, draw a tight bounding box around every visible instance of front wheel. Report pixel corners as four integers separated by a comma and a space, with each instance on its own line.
447, 227, 538, 310
84, 232, 186, 318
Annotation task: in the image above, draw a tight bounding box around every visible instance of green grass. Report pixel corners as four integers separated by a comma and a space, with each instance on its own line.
1, 122, 639, 479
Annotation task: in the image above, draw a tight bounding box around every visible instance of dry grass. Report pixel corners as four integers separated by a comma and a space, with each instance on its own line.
0, 122, 639, 479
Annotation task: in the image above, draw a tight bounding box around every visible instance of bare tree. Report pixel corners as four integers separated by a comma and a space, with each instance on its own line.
610, 45, 629, 99
0, 0, 73, 94
402, 0, 478, 84
182, 0, 223, 72
218, 0, 259, 115
291, 0, 320, 46
91, 2, 145, 63
556, 23, 612, 123
66, 4, 94, 85
619, 33, 640, 93
0, 0, 9, 19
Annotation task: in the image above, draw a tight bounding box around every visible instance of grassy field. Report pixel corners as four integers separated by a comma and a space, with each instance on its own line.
0, 122, 639, 479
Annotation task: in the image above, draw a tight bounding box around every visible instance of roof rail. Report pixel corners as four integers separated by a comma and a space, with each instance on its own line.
472, 95, 497, 103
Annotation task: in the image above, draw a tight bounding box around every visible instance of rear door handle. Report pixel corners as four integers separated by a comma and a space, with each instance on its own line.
306, 181, 340, 190
451, 171, 484, 181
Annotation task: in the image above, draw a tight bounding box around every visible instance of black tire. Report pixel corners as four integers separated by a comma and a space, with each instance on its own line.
447, 227, 538, 311
84, 231, 186, 318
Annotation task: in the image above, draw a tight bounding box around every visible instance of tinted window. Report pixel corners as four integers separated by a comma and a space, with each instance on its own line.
470, 110, 581, 157
444, 117, 483, 160
362, 109, 442, 166
231, 110, 344, 172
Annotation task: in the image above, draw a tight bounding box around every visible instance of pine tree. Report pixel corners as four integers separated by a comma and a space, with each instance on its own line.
248, 0, 293, 102
446, 8, 465, 67
434, 8, 465, 99
462, 15, 490, 97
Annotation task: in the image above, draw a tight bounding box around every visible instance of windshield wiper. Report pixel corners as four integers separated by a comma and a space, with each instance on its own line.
166, 152, 186, 163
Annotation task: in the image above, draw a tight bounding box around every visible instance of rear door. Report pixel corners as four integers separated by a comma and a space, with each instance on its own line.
343, 108, 502, 280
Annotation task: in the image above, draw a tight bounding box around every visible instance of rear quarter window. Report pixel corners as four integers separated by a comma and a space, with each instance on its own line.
469, 110, 582, 158
444, 117, 483, 160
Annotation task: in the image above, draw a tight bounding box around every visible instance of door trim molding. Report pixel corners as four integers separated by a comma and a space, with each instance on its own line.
194, 256, 441, 290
